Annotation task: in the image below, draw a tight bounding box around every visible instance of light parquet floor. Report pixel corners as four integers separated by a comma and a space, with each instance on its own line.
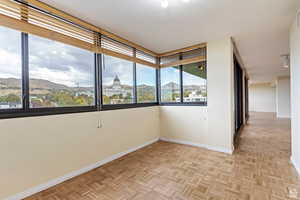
25, 112, 300, 200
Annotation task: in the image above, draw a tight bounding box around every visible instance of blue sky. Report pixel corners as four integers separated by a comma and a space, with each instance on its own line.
161, 66, 206, 86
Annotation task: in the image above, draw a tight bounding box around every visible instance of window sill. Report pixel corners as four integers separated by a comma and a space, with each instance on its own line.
0, 102, 208, 119
159, 102, 207, 106
0, 106, 98, 119
101, 103, 158, 111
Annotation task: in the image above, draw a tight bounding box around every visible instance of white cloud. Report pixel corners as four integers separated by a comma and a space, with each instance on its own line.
102, 55, 133, 86
0, 49, 22, 78
29, 65, 94, 87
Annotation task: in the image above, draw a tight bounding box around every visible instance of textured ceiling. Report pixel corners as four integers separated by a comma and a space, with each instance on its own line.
40, 0, 300, 82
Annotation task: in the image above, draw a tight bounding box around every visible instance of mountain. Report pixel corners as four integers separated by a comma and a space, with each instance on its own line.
0, 78, 70, 90
0, 78, 93, 91
30, 78, 71, 90
162, 82, 180, 89
0, 78, 21, 88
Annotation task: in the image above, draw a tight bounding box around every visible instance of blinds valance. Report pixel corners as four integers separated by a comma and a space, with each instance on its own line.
160, 47, 206, 68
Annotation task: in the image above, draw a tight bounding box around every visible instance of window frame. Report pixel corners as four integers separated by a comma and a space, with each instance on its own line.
159, 52, 207, 107
159, 65, 181, 104
100, 48, 159, 111
0, 32, 98, 119
0, 29, 206, 119
136, 63, 158, 104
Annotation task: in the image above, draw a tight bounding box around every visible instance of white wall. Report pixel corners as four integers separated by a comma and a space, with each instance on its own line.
290, 13, 300, 175
0, 107, 160, 199
276, 77, 291, 118
249, 83, 276, 113
207, 38, 235, 152
160, 106, 208, 144
160, 38, 235, 154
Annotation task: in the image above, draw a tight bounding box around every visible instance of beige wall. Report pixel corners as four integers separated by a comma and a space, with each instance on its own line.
290, 13, 300, 174
276, 77, 291, 118
160, 38, 235, 153
207, 38, 235, 152
0, 107, 160, 199
160, 106, 208, 143
249, 83, 276, 113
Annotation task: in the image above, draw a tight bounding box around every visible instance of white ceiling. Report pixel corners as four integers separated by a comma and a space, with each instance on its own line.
41, 0, 300, 83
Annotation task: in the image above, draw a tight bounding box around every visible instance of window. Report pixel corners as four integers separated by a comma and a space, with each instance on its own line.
160, 54, 179, 65
28, 35, 95, 108
0, 26, 22, 110
136, 64, 156, 103
102, 55, 134, 104
160, 66, 181, 103
182, 62, 207, 103
182, 48, 205, 59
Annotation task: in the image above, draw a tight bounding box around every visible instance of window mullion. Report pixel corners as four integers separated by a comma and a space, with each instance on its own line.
98, 53, 103, 110
21, 32, 29, 110
94, 53, 99, 110
133, 48, 137, 104
179, 54, 183, 103
157, 57, 161, 104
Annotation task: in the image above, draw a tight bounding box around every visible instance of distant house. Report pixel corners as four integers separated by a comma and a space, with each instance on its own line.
176, 91, 207, 102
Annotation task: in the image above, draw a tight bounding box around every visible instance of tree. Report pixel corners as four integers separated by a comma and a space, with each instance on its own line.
0, 94, 21, 103
103, 95, 110, 104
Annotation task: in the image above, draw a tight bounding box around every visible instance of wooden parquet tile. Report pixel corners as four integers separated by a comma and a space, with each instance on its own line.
25, 112, 300, 200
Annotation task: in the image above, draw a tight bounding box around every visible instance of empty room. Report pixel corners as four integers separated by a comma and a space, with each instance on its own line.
1, 0, 300, 199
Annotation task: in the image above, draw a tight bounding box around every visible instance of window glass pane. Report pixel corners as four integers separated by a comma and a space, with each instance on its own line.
160, 66, 180, 102
28, 35, 95, 108
102, 55, 134, 104
0, 26, 22, 109
136, 64, 156, 103
182, 62, 207, 103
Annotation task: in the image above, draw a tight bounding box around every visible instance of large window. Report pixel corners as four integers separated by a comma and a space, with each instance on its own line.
160, 66, 181, 103
28, 35, 95, 108
0, 26, 22, 110
182, 62, 207, 103
136, 64, 156, 103
160, 48, 207, 105
0, 0, 210, 119
102, 55, 134, 105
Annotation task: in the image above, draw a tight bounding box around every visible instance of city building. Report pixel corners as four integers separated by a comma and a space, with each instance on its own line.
103, 75, 132, 97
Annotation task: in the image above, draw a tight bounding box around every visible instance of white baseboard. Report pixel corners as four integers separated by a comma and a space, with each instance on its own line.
160, 137, 233, 154
291, 156, 300, 177
4, 138, 159, 200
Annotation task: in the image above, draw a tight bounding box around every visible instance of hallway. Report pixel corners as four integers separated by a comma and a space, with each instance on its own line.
236, 112, 299, 199
26, 113, 300, 200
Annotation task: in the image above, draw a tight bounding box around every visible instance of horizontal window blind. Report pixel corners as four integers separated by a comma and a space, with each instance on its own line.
100, 35, 158, 68
160, 54, 180, 65
28, 9, 95, 44
0, 0, 21, 19
0, 0, 97, 52
0, 0, 158, 68
136, 50, 157, 64
101, 35, 133, 57
182, 47, 206, 59
160, 47, 206, 68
